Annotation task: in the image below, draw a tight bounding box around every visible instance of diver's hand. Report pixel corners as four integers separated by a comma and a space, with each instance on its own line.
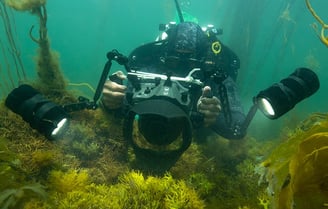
102, 71, 127, 110
197, 86, 221, 127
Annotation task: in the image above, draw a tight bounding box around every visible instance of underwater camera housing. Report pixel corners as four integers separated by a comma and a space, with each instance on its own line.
123, 68, 204, 157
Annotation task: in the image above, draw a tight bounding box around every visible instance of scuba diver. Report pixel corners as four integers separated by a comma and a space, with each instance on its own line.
3, 0, 320, 175
102, 21, 246, 140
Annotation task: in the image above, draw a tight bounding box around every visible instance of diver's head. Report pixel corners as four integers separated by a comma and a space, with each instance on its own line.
162, 22, 207, 76
166, 21, 207, 59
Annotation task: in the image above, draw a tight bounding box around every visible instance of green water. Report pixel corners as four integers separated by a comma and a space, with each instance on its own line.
0, 1, 328, 208
1, 0, 326, 140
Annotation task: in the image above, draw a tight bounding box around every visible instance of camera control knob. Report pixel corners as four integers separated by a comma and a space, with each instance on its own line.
181, 92, 188, 103
144, 87, 151, 94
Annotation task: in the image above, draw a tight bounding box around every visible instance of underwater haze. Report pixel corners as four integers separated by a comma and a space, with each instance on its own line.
1, 0, 328, 209
1, 0, 327, 140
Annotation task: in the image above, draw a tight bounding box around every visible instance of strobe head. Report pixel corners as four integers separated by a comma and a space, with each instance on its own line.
255, 67, 320, 119
5, 84, 69, 139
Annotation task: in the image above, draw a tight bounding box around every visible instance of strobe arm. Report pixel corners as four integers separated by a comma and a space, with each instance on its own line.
63, 50, 129, 113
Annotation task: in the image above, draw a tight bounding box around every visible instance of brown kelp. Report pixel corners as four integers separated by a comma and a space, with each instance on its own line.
3, 91, 328, 208
0, 0, 27, 97
2, 1, 328, 208
306, 0, 328, 47
259, 113, 328, 209
5, 0, 67, 97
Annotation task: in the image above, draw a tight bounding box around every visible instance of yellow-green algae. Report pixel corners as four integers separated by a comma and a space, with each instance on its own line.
2, 1, 328, 208
0, 95, 270, 209
258, 113, 328, 209
2, 77, 328, 209
23, 170, 205, 209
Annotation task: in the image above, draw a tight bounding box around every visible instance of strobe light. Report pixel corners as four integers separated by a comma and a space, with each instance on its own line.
255, 67, 320, 119
5, 84, 69, 139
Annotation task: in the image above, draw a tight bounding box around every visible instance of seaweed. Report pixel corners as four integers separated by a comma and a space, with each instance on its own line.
4, 0, 72, 101
24, 170, 205, 209
259, 113, 328, 209
48, 169, 90, 194
0, 183, 46, 209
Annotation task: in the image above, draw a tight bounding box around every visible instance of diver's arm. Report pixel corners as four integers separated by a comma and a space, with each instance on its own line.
210, 77, 246, 139
101, 71, 127, 110
197, 86, 221, 127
